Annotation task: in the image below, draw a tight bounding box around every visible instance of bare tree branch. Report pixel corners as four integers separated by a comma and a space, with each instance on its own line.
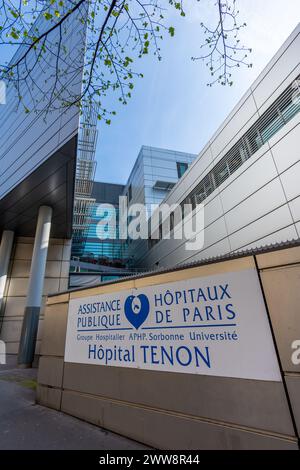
0, 0, 252, 119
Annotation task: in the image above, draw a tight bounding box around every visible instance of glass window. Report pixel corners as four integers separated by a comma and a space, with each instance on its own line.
170, 211, 174, 232
176, 162, 188, 178
280, 88, 300, 123
159, 223, 163, 240
191, 196, 197, 210
194, 190, 206, 205
227, 151, 243, 175
214, 161, 229, 186
259, 112, 284, 144
128, 184, 132, 202
246, 127, 261, 154
102, 275, 121, 282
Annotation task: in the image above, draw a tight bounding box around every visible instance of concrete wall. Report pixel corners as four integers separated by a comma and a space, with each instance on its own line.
258, 246, 300, 438
37, 246, 300, 450
0, 236, 71, 357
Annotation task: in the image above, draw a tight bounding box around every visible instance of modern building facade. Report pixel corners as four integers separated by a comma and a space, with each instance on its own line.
70, 180, 131, 289
123, 146, 196, 216
74, 181, 127, 264
0, 1, 88, 365
70, 147, 196, 276
123, 146, 196, 267
71, 105, 98, 260
135, 24, 300, 269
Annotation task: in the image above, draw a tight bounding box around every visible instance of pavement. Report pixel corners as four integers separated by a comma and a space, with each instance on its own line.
0, 366, 148, 450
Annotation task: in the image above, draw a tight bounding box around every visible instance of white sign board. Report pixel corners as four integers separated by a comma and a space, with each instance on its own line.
65, 268, 281, 381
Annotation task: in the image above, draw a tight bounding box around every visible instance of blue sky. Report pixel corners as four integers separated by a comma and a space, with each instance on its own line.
95, 0, 300, 184
1, 1, 299, 184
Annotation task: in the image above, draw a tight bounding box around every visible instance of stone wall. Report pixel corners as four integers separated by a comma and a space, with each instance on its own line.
0, 236, 71, 357
36, 248, 300, 450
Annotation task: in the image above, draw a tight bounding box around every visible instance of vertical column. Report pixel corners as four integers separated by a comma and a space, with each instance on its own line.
0, 230, 14, 313
18, 206, 52, 367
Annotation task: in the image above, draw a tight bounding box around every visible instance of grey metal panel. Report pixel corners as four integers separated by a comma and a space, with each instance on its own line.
251, 27, 300, 112
92, 182, 125, 205
270, 120, 300, 173
210, 93, 258, 163
0, 136, 77, 238
237, 226, 298, 254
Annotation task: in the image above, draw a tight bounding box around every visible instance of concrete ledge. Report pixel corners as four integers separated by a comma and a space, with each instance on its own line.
47, 294, 70, 305
256, 246, 300, 269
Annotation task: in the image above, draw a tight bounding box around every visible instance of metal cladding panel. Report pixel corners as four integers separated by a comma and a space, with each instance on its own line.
270, 120, 300, 173
224, 177, 288, 234
0, 135, 78, 238
289, 196, 300, 224
251, 26, 300, 112
229, 205, 295, 252
0, 1, 88, 202
210, 94, 259, 163
91, 182, 125, 205
219, 149, 277, 213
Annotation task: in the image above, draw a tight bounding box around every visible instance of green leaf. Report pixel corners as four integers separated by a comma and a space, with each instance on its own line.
43, 12, 53, 21
10, 30, 19, 40
10, 10, 19, 19
168, 26, 175, 37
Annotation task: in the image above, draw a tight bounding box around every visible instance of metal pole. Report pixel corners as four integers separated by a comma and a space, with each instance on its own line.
18, 206, 52, 367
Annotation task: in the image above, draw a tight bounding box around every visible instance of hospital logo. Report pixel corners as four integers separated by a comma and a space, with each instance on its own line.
124, 294, 150, 329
